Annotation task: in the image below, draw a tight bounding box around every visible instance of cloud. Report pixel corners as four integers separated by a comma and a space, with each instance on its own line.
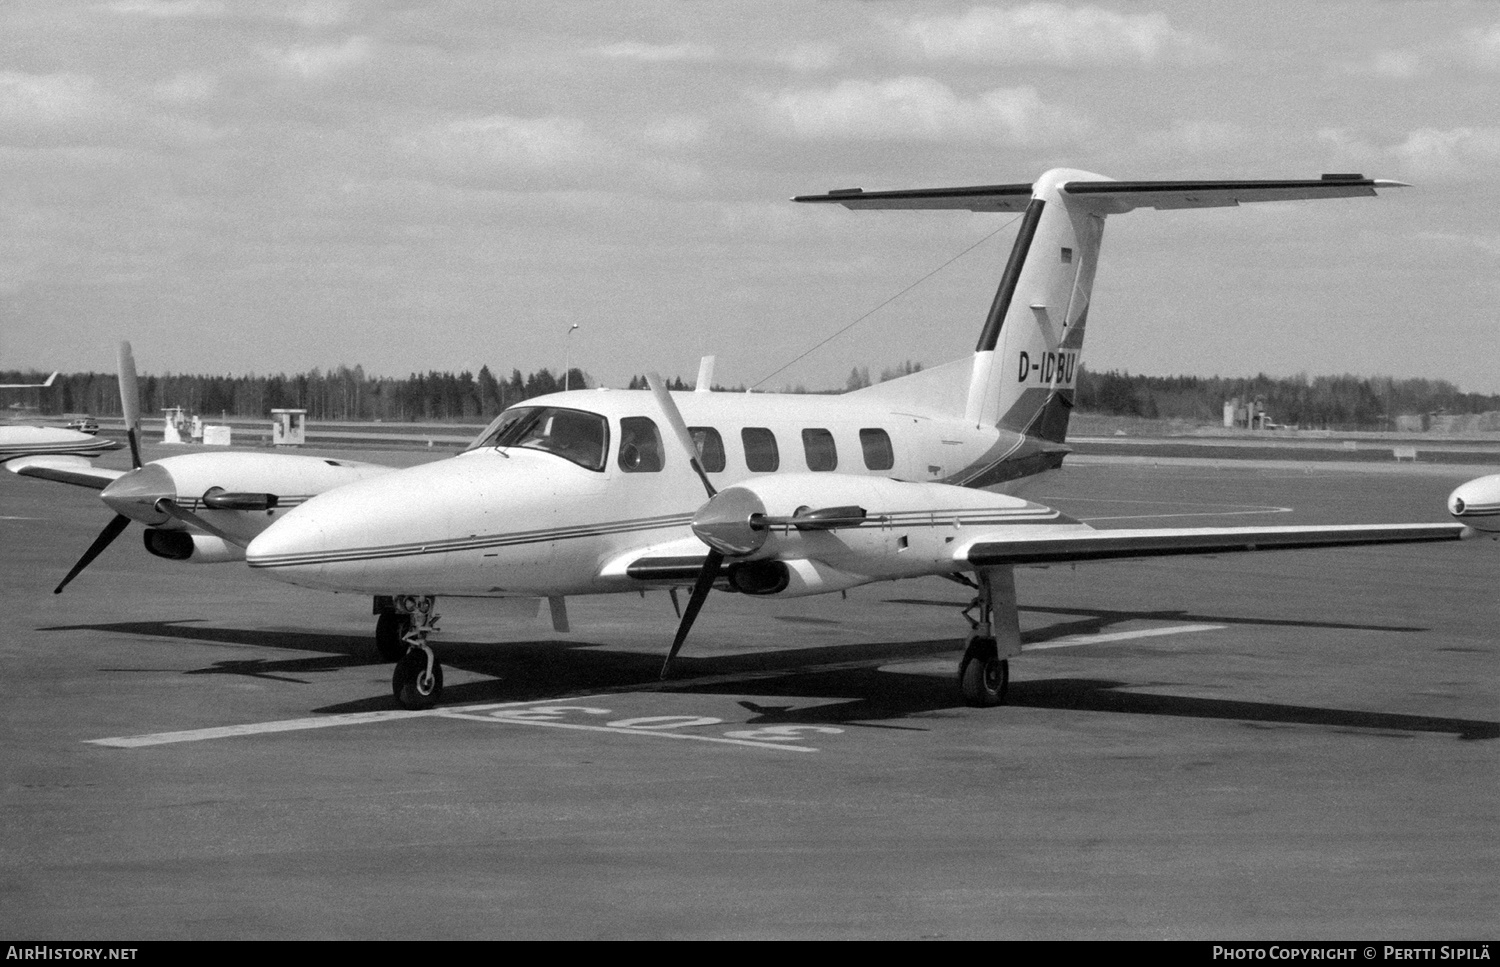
105, 0, 227, 17
756, 76, 1086, 144
105, 0, 350, 26
1415, 230, 1500, 259
1351, 21, 1500, 77
589, 41, 717, 63
1151, 120, 1252, 156
152, 71, 221, 104
1459, 23, 1500, 71
265, 35, 377, 80
411, 114, 595, 171
400, 113, 704, 191
1319, 125, 1500, 180
771, 42, 841, 73
885, 3, 1218, 67
1365, 49, 1427, 79
0, 72, 111, 124
1390, 126, 1500, 175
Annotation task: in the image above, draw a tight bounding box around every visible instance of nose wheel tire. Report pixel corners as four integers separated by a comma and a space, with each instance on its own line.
393, 648, 443, 709
374, 612, 412, 662
958, 637, 1009, 708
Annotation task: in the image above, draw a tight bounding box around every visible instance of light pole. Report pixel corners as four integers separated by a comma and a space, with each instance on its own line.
564, 323, 580, 391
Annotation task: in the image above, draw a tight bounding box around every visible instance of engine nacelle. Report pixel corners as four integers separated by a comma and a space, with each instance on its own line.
727, 560, 789, 595
724, 557, 869, 598
1448, 474, 1500, 533
143, 528, 246, 563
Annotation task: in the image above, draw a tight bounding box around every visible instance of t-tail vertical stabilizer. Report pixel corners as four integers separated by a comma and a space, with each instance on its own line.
971, 168, 1107, 443
797, 169, 1404, 454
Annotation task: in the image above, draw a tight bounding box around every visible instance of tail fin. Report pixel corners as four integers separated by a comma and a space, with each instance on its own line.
797, 170, 1404, 443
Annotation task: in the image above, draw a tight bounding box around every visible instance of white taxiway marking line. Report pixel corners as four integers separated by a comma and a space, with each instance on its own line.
86, 697, 818, 752
1080, 508, 1292, 522
86, 698, 571, 748
1024, 623, 1227, 650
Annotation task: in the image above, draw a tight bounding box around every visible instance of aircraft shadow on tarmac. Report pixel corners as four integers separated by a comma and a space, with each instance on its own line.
40, 612, 1497, 741
886, 598, 1432, 635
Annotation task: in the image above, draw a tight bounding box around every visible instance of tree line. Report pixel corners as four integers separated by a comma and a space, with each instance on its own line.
1073, 369, 1500, 430
4, 363, 1497, 430
1, 365, 589, 423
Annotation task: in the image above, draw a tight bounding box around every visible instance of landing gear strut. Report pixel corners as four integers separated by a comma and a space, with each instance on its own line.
955, 566, 1022, 708
374, 611, 411, 662
381, 595, 444, 710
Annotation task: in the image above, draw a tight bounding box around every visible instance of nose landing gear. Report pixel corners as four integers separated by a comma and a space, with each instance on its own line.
380, 595, 444, 710
393, 644, 443, 709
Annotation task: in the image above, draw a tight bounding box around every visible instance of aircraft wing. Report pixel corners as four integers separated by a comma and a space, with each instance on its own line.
961, 522, 1468, 568
4, 454, 126, 491
794, 176, 1405, 213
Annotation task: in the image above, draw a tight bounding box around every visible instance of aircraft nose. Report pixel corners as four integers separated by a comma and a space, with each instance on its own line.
100, 464, 175, 525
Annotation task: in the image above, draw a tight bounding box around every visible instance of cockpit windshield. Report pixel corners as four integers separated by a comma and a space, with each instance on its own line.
464, 406, 608, 471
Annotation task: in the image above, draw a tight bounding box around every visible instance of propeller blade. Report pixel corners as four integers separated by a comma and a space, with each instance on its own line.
54, 513, 131, 594
661, 549, 723, 678
117, 341, 142, 469
154, 499, 248, 547
645, 372, 716, 500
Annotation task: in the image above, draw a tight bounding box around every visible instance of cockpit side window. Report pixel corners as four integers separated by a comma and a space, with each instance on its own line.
464, 406, 608, 471
618, 416, 664, 473
687, 427, 725, 473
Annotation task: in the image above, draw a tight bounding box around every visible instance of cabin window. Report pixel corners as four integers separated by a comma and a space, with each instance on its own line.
802, 428, 837, 471
859, 428, 894, 471
464, 405, 608, 471
741, 427, 779, 472
688, 426, 726, 474
618, 416, 664, 473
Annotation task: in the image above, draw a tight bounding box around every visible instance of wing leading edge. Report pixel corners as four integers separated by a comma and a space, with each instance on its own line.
963, 523, 1468, 568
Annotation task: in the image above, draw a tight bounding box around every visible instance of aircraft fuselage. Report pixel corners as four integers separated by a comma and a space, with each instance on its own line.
245, 387, 1052, 596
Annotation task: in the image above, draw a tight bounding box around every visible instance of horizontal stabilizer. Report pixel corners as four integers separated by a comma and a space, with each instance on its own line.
964, 522, 1466, 568
795, 175, 1405, 213
794, 183, 1033, 212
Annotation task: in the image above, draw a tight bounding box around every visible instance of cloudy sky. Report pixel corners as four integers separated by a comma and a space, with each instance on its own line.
2, 1, 1497, 393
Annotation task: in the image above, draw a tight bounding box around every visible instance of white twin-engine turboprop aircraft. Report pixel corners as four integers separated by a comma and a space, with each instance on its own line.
8, 168, 1486, 711
238, 167, 1482, 709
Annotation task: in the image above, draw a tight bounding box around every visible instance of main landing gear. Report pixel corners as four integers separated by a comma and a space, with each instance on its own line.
377, 595, 444, 710
953, 566, 1022, 708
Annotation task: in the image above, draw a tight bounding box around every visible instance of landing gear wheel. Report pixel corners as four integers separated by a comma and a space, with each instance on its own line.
374, 612, 412, 662
393, 648, 443, 710
958, 637, 1009, 708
